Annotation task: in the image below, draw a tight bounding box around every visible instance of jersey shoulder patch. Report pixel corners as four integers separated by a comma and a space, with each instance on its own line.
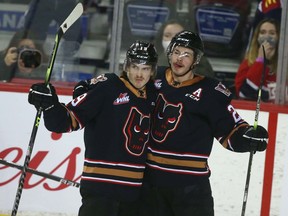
90, 73, 109, 85
201, 78, 233, 105
214, 82, 232, 97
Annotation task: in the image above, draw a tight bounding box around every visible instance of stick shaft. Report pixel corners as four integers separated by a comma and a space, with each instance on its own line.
44, 32, 62, 84
241, 45, 266, 216
11, 108, 42, 216
0, 159, 80, 188
241, 151, 254, 216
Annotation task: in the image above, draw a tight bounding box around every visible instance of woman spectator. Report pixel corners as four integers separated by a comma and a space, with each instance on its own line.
234, 18, 280, 101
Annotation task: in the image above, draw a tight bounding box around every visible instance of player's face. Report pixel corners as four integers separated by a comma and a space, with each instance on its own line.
127, 63, 153, 89
170, 46, 195, 81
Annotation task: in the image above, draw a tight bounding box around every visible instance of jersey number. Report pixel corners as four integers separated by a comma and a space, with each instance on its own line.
228, 105, 242, 123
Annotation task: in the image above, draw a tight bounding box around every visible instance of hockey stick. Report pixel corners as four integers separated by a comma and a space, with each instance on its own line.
0, 158, 80, 187
241, 45, 266, 216
11, 3, 83, 216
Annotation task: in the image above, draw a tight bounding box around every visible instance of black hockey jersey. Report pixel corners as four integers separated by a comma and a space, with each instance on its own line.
65, 73, 156, 201
145, 68, 247, 187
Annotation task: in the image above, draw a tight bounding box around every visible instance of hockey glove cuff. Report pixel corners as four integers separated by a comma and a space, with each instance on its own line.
28, 83, 59, 111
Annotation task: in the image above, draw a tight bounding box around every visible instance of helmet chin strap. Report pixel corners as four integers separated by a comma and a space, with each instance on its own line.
182, 62, 196, 77
182, 65, 193, 76
190, 64, 195, 71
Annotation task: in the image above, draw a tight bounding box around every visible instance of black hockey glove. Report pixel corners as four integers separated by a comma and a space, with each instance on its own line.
28, 83, 59, 111
243, 125, 268, 152
73, 79, 90, 99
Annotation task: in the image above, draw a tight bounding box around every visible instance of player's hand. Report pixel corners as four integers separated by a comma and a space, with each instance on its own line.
28, 83, 59, 111
73, 79, 90, 99
243, 125, 268, 152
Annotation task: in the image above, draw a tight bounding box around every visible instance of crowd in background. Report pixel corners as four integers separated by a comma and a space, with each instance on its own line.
0, 0, 284, 102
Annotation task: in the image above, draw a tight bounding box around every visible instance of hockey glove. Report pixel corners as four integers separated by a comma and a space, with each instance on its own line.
73, 79, 90, 99
28, 83, 59, 111
243, 125, 268, 152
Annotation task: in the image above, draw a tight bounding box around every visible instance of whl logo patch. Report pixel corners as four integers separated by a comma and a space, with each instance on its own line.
113, 93, 130, 105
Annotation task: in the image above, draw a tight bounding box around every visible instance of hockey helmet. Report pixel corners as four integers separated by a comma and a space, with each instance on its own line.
124, 40, 158, 70
166, 30, 204, 64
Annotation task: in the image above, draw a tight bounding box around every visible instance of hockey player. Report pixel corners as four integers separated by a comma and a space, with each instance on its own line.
139, 30, 269, 216
28, 40, 158, 216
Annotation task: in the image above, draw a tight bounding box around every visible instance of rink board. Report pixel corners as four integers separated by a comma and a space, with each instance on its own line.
0, 89, 288, 216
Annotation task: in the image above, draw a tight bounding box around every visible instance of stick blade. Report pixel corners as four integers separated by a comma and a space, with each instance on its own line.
60, 2, 84, 34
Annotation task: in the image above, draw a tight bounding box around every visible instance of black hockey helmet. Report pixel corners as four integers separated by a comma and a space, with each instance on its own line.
124, 40, 158, 71
166, 30, 204, 64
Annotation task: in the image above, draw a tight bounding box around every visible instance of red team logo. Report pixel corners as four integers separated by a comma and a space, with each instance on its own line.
151, 94, 182, 143
123, 107, 150, 156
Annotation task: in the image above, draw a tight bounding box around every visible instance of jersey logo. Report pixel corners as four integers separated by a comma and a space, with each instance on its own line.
215, 83, 231, 97
151, 94, 183, 143
90, 74, 107, 85
113, 93, 130, 105
123, 107, 150, 156
154, 79, 162, 89
185, 88, 203, 101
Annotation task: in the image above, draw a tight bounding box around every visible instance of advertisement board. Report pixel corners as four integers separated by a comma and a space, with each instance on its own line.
0, 90, 288, 216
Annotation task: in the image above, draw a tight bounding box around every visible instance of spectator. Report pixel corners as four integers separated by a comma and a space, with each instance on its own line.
28, 40, 158, 216
154, 19, 215, 78
0, 30, 44, 82
235, 18, 280, 101
245, 0, 281, 53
